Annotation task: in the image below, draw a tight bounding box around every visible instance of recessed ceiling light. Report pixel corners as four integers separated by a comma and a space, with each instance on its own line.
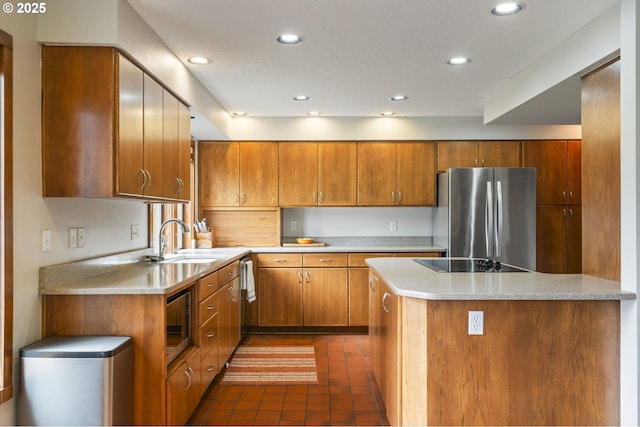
381, 111, 395, 116
447, 57, 472, 65
277, 34, 303, 45
232, 111, 247, 117
187, 56, 212, 65
307, 111, 321, 116
490, 2, 525, 16
389, 95, 408, 102
293, 95, 310, 101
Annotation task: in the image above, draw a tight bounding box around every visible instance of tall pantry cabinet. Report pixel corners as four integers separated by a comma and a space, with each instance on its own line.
522, 140, 582, 273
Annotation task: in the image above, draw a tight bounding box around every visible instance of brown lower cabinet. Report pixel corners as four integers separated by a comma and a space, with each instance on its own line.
41, 260, 241, 426
369, 269, 620, 426
537, 206, 582, 273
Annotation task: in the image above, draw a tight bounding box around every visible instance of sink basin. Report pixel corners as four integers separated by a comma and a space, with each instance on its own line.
166, 257, 222, 264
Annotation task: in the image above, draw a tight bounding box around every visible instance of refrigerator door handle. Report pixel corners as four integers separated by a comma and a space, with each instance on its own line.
496, 180, 503, 258
486, 182, 493, 258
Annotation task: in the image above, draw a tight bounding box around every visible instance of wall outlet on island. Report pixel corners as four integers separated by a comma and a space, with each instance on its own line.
468, 311, 484, 335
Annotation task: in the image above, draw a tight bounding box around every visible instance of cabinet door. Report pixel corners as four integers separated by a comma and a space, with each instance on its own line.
567, 206, 582, 274
116, 55, 145, 197
478, 140, 521, 167
436, 141, 478, 171
258, 268, 303, 326
379, 284, 400, 426
536, 206, 568, 273
166, 354, 200, 426
239, 142, 279, 206
279, 142, 318, 206
522, 140, 568, 205
218, 278, 241, 367
177, 102, 192, 200
142, 75, 165, 198
199, 142, 239, 206
357, 142, 396, 206
303, 268, 348, 326
368, 273, 381, 380
163, 90, 181, 199
396, 142, 436, 206
348, 268, 369, 326
318, 142, 357, 206
567, 140, 582, 205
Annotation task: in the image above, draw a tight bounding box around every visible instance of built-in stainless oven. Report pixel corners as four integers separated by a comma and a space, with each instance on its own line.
166, 288, 192, 365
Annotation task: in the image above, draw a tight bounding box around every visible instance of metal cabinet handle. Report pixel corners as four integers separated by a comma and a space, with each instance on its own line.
569, 191, 573, 201
207, 282, 214, 288
398, 192, 402, 203
562, 190, 566, 202
305, 272, 310, 283
207, 304, 215, 311
369, 275, 378, 291
319, 192, 323, 203
382, 292, 391, 313
207, 365, 215, 372
319, 258, 333, 263
298, 271, 303, 283
312, 192, 317, 203
183, 368, 192, 391
481, 158, 485, 167
474, 159, 478, 167
391, 192, 395, 203
275, 259, 287, 263
562, 208, 567, 217
241, 193, 246, 204
207, 331, 215, 338
234, 193, 239, 204
138, 169, 147, 190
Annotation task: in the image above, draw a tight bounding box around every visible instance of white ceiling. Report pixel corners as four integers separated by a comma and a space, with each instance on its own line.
126, 0, 617, 124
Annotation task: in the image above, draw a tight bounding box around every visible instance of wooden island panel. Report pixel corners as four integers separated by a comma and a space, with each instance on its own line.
396, 297, 620, 426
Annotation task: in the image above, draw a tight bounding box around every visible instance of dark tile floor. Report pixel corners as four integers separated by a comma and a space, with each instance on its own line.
188, 334, 389, 426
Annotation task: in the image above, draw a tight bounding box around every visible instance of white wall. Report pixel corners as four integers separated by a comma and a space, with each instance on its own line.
619, 0, 639, 423
282, 207, 432, 238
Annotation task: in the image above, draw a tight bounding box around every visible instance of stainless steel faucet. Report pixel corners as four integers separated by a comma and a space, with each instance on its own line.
157, 218, 191, 260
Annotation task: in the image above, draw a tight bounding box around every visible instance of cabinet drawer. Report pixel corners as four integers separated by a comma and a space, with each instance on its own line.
197, 271, 219, 302
303, 253, 348, 267
257, 253, 302, 267
219, 261, 240, 283
199, 312, 218, 355
198, 292, 218, 326
201, 343, 219, 386
348, 252, 393, 267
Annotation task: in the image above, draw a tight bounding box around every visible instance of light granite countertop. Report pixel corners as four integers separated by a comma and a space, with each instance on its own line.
366, 257, 635, 301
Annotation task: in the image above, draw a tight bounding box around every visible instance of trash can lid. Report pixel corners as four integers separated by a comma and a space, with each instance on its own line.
20, 336, 132, 358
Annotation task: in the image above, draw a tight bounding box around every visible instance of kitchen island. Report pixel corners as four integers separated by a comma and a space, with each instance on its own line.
366, 257, 634, 426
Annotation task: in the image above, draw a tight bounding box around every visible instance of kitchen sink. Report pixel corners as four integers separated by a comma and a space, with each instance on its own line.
163, 255, 224, 264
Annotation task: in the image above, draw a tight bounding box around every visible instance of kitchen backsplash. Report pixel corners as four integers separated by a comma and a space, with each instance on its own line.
282, 207, 434, 238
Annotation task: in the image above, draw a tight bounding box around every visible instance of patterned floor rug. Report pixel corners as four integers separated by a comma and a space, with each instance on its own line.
220, 345, 318, 385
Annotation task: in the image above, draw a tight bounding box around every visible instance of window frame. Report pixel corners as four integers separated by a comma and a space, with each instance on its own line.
0, 27, 13, 404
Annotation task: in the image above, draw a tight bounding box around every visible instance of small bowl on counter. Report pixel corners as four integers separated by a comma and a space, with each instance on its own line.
296, 237, 314, 245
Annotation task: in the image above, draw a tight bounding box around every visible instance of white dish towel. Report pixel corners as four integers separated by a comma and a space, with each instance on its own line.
241, 259, 256, 303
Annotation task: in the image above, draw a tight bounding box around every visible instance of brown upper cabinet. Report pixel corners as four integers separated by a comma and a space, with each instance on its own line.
358, 142, 436, 206
42, 46, 191, 202
437, 140, 521, 172
199, 142, 279, 207
521, 140, 581, 205
279, 142, 357, 206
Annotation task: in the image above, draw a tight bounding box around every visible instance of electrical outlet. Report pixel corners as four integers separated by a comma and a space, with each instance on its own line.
131, 225, 140, 240
42, 229, 51, 253
290, 221, 297, 231
68, 227, 78, 249
77, 227, 85, 248
468, 310, 484, 335
390, 220, 397, 231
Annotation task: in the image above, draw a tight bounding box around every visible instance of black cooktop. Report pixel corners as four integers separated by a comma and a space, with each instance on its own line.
414, 258, 530, 273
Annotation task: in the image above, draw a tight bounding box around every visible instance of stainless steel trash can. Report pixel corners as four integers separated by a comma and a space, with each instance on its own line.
18, 336, 133, 426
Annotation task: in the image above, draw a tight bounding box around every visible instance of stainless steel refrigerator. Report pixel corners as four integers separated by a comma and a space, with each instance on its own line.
433, 168, 536, 270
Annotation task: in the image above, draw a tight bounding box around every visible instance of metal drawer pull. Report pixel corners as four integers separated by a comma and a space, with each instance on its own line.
207, 282, 214, 287
382, 292, 391, 313
207, 305, 215, 310
369, 275, 378, 291
319, 259, 333, 263
207, 332, 215, 338
207, 366, 215, 372
275, 259, 287, 263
